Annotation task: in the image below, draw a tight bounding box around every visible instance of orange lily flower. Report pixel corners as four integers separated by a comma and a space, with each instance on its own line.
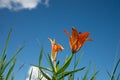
64, 27, 92, 53
48, 38, 64, 62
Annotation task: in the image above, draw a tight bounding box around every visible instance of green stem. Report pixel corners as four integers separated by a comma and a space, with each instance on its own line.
73, 54, 76, 80
54, 61, 57, 72
74, 54, 76, 70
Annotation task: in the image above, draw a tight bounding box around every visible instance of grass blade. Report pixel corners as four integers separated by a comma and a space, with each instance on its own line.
107, 70, 111, 79
18, 63, 25, 72
5, 58, 16, 80
83, 70, 89, 80
39, 67, 51, 80
29, 68, 33, 80
1, 45, 24, 75
0, 28, 12, 75
111, 59, 120, 80
1, 28, 12, 59
74, 53, 83, 69
39, 47, 43, 66
47, 54, 55, 72
58, 67, 85, 80
56, 54, 73, 75
90, 71, 99, 80
32, 65, 53, 73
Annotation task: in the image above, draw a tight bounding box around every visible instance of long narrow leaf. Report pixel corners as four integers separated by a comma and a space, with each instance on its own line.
83, 70, 89, 80
68, 74, 73, 80
73, 53, 83, 80
32, 65, 53, 73
111, 59, 120, 80
0, 28, 12, 75
75, 53, 83, 69
107, 71, 111, 79
39, 68, 51, 80
29, 68, 33, 80
39, 47, 43, 66
90, 71, 99, 80
47, 54, 55, 72
58, 67, 85, 80
2, 45, 24, 74
18, 63, 25, 72
5, 58, 16, 80
1, 28, 12, 59
56, 54, 73, 75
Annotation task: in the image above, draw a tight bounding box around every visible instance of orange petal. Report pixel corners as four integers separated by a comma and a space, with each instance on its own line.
79, 32, 90, 41
64, 30, 71, 37
72, 27, 79, 41
80, 32, 90, 37
86, 38, 92, 41
48, 38, 55, 44
56, 44, 64, 51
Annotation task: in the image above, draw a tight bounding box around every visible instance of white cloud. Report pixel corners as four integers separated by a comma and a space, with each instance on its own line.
44, 0, 49, 7
0, 0, 49, 11
26, 66, 47, 80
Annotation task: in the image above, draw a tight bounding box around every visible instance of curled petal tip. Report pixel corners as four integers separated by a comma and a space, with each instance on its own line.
48, 37, 51, 41
64, 30, 71, 37
48, 38, 52, 43
57, 44, 64, 51
64, 30, 68, 34
48, 38, 55, 43
86, 38, 92, 41
61, 46, 64, 50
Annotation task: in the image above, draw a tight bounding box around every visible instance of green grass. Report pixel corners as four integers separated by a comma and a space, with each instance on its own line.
0, 29, 120, 80
0, 29, 24, 80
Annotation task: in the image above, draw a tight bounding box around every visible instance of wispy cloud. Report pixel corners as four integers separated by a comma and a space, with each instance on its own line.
26, 66, 47, 80
0, 0, 49, 11
44, 0, 49, 7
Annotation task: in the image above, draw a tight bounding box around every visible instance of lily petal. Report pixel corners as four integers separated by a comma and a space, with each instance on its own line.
64, 27, 92, 53
49, 38, 64, 62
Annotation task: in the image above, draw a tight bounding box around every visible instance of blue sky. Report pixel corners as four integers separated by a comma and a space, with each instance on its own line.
0, 0, 120, 80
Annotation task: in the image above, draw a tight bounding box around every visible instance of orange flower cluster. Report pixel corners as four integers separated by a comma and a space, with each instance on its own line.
48, 38, 64, 62
64, 27, 92, 53
49, 27, 92, 62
